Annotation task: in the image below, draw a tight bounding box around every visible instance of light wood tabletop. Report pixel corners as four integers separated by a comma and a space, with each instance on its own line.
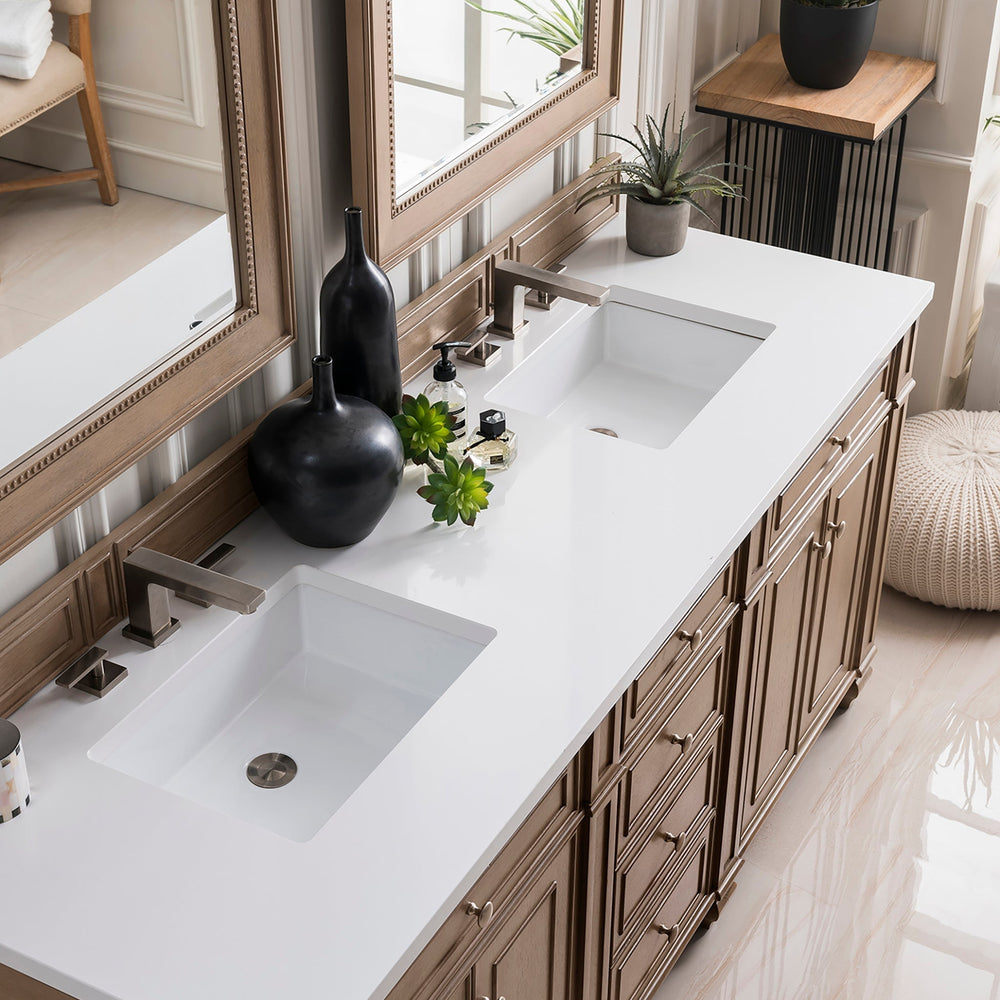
696, 34, 936, 141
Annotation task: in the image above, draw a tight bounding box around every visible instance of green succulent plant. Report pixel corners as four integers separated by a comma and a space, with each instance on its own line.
465, 0, 584, 56
576, 106, 742, 222
392, 394, 455, 468
393, 394, 495, 527
417, 454, 495, 526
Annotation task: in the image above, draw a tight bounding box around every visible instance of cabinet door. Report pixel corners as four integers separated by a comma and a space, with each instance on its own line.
735, 497, 828, 848
473, 827, 582, 1000
798, 417, 889, 744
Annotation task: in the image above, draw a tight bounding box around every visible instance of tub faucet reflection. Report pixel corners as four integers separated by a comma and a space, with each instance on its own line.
122, 547, 266, 647
488, 260, 610, 339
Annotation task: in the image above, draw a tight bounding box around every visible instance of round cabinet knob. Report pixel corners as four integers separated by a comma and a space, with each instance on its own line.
662, 830, 688, 853
665, 731, 694, 754
656, 921, 681, 943
466, 899, 494, 930
677, 627, 703, 652
829, 433, 852, 454
827, 519, 847, 539
812, 539, 832, 559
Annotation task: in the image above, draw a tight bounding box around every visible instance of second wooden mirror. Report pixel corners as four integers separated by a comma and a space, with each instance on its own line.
346, 0, 621, 269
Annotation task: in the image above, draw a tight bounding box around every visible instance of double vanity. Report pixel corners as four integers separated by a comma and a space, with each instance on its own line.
0, 216, 931, 1000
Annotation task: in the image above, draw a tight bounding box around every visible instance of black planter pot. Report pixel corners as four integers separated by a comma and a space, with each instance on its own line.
248, 356, 404, 548
320, 206, 402, 417
780, 0, 879, 90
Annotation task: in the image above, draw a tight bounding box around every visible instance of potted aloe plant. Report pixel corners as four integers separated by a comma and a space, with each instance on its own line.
577, 107, 741, 257
780, 0, 879, 90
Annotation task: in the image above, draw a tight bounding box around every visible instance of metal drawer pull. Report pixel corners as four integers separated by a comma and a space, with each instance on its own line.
829, 433, 852, 454
812, 539, 832, 559
465, 899, 494, 929
665, 731, 694, 753
676, 627, 703, 652
662, 830, 687, 853
656, 921, 680, 943
827, 519, 847, 539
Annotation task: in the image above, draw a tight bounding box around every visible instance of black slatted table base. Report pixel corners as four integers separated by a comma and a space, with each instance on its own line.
718, 116, 906, 272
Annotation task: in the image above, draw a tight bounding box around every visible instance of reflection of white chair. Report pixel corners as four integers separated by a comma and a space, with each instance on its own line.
0, 0, 117, 205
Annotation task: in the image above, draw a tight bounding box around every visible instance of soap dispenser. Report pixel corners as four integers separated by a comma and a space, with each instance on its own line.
424, 341, 471, 456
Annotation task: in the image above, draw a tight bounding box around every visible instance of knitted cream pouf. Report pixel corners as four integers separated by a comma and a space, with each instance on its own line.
885, 410, 1000, 609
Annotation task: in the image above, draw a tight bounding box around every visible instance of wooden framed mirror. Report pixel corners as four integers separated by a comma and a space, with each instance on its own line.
0, 0, 293, 566
346, 0, 621, 269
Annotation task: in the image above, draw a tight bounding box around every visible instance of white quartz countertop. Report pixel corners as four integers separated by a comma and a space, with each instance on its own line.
1, 218, 932, 1000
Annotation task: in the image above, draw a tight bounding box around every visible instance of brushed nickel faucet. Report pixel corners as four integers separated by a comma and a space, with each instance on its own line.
121, 547, 266, 648
487, 260, 610, 339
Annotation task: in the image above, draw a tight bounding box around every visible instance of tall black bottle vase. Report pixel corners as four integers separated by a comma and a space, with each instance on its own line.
320, 207, 402, 417
247, 356, 404, 548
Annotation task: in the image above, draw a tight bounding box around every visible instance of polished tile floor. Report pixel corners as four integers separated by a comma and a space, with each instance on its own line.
0, 159, 220, 359
654, 586, 1000, 1000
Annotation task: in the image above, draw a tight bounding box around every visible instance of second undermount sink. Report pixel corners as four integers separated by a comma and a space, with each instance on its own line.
488, 291, 774, 450
89, 566, 495, 841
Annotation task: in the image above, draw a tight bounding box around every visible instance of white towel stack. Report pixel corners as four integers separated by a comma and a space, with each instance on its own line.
0, 0, 53, 81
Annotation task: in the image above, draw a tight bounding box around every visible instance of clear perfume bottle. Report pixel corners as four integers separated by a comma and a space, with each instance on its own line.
465, 409, 518, 471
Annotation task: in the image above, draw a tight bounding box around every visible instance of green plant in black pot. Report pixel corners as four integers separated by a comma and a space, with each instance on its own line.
576, 106, 741, 257
780, 0, 879, 90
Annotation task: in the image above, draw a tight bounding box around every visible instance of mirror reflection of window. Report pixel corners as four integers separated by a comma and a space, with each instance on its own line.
392, 0, 585, 198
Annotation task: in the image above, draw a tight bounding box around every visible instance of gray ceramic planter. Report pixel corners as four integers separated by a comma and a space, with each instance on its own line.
625, 198, 690, 257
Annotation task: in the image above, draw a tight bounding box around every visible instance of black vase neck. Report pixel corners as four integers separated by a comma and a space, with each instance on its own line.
310, 355, 338, 412
344, 207, 369, 264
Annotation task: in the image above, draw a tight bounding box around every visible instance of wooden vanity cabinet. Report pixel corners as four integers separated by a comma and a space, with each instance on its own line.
383, 333, 914, 1000
719, 336, 913, 888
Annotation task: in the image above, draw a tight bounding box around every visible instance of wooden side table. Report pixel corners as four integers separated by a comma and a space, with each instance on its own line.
696, 35, 935, 270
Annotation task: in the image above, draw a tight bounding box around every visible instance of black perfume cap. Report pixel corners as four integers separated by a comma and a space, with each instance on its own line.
479, 409, 506, 439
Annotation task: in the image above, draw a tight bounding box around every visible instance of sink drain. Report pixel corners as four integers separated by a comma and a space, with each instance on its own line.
589, 426, 619, 438
246, 752, 297, 789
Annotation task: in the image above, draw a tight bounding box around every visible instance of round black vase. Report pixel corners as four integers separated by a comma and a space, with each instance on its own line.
320, 206, 402, 417
780, 0, 879, 90
248, 356, 404, 548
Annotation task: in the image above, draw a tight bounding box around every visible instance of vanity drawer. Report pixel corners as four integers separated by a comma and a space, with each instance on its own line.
610, 832, 715, 1000
615, 737, 719, 941
769, 360, 891, 551
385, 761, 580, 1000
621, 561, 734, 752
619, 632, 727, 845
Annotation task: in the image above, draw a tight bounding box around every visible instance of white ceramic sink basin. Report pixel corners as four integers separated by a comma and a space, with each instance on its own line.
90, 566, 495, 841
489, 291, 774, 450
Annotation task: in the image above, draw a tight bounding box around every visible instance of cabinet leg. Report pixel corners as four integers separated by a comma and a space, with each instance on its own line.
838, 665, 872, 711
700, 881, 737, 930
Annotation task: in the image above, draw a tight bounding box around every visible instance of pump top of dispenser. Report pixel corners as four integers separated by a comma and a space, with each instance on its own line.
432, 341, 471, 382
478, 409, 506, 439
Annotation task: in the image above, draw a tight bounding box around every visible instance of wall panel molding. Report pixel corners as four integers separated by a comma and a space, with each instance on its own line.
920, 0, 955, 105
949, 177, 1000, 376
902, 146, 974, 170
888, 204, 929, 278
100, 0, 205, 127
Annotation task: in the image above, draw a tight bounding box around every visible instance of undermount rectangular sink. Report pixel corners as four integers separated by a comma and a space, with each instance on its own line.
90, 566, 496, 842
488, 292, 774, 450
